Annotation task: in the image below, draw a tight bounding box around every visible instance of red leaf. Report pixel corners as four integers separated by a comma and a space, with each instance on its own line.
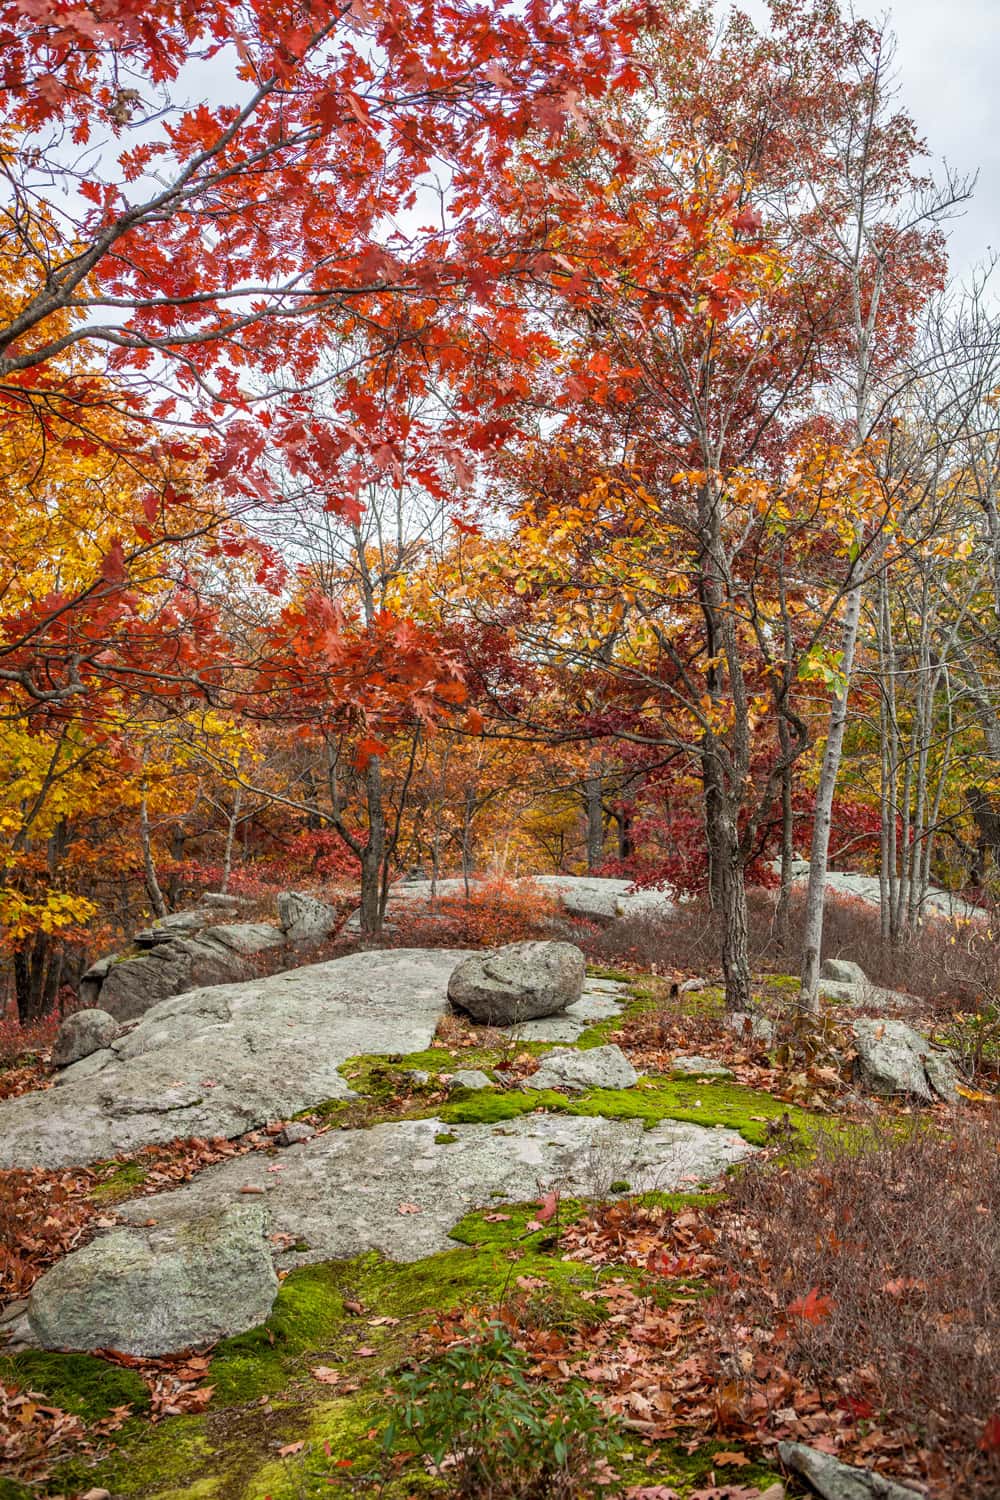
787, 1287, 834, 1325
980, 1412, 1000, 1452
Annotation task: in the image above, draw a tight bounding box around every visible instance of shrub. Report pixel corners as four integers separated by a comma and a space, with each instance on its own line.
578, 885, 1000, 1015
0, 1010, 61, 1067
715, 1115, 1000, 1496
388, 877, 560, 950
381, 1322, 625, 1498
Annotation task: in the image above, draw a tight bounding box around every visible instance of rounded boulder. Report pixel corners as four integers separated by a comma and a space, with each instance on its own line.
52, 1009, 119, 1068
447, 940, 585, 1026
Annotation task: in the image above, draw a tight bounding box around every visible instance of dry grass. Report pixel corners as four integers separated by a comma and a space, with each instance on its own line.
579, 886, 1000, 1011
714, 1114, 1000, 1497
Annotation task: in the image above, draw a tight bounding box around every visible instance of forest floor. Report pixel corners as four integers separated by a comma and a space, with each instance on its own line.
0, 957, 997, 1500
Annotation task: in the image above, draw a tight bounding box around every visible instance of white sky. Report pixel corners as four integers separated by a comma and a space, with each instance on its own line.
736, 0, 999, 284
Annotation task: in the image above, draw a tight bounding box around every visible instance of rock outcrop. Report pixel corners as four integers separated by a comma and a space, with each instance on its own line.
79, 922, 288, 1022
448, 940, 586, 1025
0, 949, 474, 1170
12, 1113, 754, 1354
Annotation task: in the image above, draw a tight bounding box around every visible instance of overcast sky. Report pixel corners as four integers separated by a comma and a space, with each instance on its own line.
736, 0, 998, 285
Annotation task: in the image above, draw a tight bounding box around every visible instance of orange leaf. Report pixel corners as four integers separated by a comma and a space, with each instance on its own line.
787, 1287, 834, 1324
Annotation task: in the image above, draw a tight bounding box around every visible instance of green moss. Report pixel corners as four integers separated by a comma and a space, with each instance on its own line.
433, 1131, 458, 1144
0, 1480, 35, 1500
91, 1160, 149, 1203
440, 1076, 818, 1145
0, 1350, 149, 1421
210, 1264, 344, 1405
51, 1415, 213, 1498
614, 1438, 784, 1496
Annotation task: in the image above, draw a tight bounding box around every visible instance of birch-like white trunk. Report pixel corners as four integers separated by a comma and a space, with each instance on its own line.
798, 579, 864, 1010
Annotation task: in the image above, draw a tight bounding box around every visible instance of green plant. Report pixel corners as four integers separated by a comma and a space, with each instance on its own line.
381, 1322, 625, 1498
940, 1003, 1000, 1082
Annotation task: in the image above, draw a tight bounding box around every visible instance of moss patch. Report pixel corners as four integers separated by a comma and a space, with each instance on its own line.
209, 1264, 344, 1405
0, 1350, 149, 1421
91, 1160, 149, 1203
439, 1075, 818, 1145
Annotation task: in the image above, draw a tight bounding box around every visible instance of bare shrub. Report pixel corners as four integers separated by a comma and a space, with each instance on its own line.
387, 877, 560, 950
579, 886, 1000, 1013
715, 1115, 1000, 1495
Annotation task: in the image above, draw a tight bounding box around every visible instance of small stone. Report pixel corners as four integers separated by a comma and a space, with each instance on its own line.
277, 1122, 316, 1146
404, 1069, 430, 1086
820, 957, 868, 987
851, 1017, 959, 1103
818, 980, 862, 1005
447, 1069, 493, 1092
671, 1054, 735, 1079
52, 1010, 118, 1068
529, 1044, 638, 1093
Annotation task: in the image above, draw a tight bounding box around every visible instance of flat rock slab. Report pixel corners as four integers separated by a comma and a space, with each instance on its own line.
116, 1114, 755, 1270
0, 950, 474, 1171
509, 987, 624, 1043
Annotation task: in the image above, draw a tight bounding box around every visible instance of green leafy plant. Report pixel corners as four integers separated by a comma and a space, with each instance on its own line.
941, 1002, 1000, 1082
381, 1322, 625, 1498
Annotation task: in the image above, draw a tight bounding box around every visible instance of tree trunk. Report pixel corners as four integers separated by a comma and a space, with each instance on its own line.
358, 756, 386, 937
799, 580, 864, 1011
583, 774, 604, 873
220, 782, 242, 895
775, 732, 794, 951
139, 787, 168, 918
704, 773, 752, 1011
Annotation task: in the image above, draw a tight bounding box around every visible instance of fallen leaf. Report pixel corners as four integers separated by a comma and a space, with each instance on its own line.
311, 1366, 340, 1384
397, 1202, 422, 1215
278, 1439, 305, 1457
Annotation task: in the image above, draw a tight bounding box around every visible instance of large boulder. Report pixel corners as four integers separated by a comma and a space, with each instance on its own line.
530, 1044, 638, 1093
27, 1201, 277, 1357
851, 1018, 959, 1103
277, 891, 337, 945
52, 1009, 118, 1068
820, 957, 869, 987
447, 940, 585, 1026
80, 922, 288, 1022
0, 948, 474, 1170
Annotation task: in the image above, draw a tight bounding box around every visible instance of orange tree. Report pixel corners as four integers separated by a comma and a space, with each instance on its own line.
447, 1, 955, 1011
